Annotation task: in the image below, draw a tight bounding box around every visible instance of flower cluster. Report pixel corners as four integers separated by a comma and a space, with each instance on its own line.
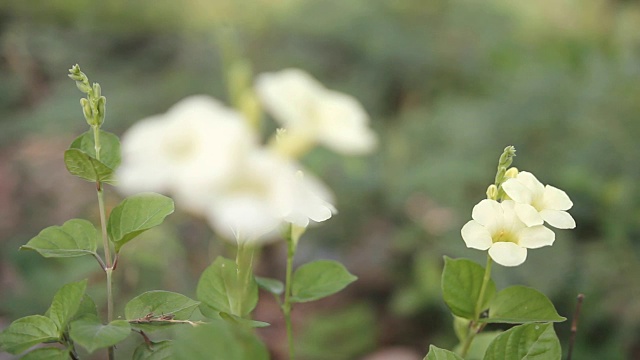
461, 168, 575, 267
117, 69, 375, 244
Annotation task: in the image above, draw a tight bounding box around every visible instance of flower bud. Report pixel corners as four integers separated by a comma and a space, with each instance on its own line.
92, 83, 101, 98
75, 81, 92, 94
505, 167, 519, 179
96, 96, 106, 126
80, 98, 93, 123
486, 184, 498, 200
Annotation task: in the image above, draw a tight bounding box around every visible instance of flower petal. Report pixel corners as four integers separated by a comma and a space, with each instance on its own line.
471, 199, 503, 228
517, 225, 555, 249
513, 203, 544, 227
540, 209, 576, 229
516, 171, 545, 194
488, 242, 527, 267
461, 220, 492, 250
542, 185, 573, 211
502, 178, 533, 204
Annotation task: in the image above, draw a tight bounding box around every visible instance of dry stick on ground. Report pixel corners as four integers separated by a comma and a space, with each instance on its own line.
566, 293, 585, 360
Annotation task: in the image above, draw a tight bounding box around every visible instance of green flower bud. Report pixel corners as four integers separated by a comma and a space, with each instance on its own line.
486, 184, 498, 200
75, 81, 92, 94
96, 96, 106, 126
80, 98, 93, 123
505, 167, 519, 179
92, 83, 101, 98
68, 64, 84, 81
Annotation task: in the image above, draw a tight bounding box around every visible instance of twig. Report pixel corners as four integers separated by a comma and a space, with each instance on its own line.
567, 293, 584, 360
128, 313, 205, 327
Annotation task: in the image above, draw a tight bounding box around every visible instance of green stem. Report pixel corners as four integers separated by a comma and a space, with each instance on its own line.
93, 125, 115, 360
459, 255, 493, 358
282, 224, 296, 360
235, 241, 255, 317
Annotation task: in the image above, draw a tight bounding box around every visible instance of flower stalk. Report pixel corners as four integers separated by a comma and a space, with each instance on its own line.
283, 224, 297, 360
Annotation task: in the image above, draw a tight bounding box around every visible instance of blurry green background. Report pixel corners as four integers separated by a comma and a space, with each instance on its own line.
1, 0, 640, 359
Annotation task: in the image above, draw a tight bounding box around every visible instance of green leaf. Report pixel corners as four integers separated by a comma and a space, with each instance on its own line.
481, 286, 566, 324
20, 347, 70, 360
219, 312, 270, 328
64, 148, 117, 184
125, 291, 200, 331
0, 315, 59, 355
20, 219, 98, 258
47, 279, 88, 333
453, 331, 502, 360
441, 257, 496, 320
291, 260, 358, 303
107, 193, 174, 252
133, 340, 173, 360
255, 276, 284, 295
69, 315, 131, 353
483, 323, 561, 360
196, 257, 258, 317
172, 321, 269, 360
424, 345, 464, 360
74, 294, 99, 320
69, 130, 121, 170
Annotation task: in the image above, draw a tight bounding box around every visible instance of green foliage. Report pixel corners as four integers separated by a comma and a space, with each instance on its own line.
64, 148, 118, 184
424, 345, 464, 360
255, 276, 285, 295
441, 257, 496, 320
20, 347, 70, 360
0, 315, 59, 355
133, 340, 173, 360
125, 291, 200, 321
171, 321, 269, 360
481, 286, 566, 324
69, 315, 131, 353
69, 130, 122, 170
482, 323, 561, 360
107, 192, 175, 252
46, 279, 88, 334
196, 256, 258, 318
290, 260, 358, 303
20, 219, 98, 258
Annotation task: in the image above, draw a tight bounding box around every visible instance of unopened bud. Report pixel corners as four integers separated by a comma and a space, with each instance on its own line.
505, 167, 519, 179
80, 98, 93, 123
75, 81, 92, 94
92, 83, 101, 98
96, 96, 106, 126
486, 184, 498, 200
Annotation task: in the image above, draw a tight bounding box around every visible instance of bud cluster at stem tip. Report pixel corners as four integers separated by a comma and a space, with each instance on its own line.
68, 64, 106, 127
494, 145, 516, 189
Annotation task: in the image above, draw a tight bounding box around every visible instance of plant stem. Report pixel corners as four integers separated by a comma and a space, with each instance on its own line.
282, 224, 296, 360
460, 255, 493, 358
93, 125, 115, 360
235, 241, 255, 317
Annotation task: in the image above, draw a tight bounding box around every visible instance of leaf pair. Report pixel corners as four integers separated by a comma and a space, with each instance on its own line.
64, 130, 121, 185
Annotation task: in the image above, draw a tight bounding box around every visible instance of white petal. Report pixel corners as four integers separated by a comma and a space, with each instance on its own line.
540, 210, 576, 229
516, 171, 545, 194
488, 242, 527, 267
542, 185, 573, 211
461, 221, 492, 250
517, 225, 555, 249
502, 178, 533, 204
513, 203, 543, 226
471, 199, 503, 227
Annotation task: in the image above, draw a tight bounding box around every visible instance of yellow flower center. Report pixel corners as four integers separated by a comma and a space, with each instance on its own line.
493, 229, 518, 244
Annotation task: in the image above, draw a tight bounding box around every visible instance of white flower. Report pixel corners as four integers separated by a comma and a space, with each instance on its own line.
117, 95, 257, 196
255, 68, 377, 155
461, 199, 555, 267
502, 171, 576, 229
178, 150, 336, 244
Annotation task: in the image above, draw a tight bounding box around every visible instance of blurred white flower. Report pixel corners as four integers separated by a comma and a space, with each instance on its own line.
461, 199, 555, 267
255, 68, 377, 155
502, 171, 576, 229
117, 95, 257, 196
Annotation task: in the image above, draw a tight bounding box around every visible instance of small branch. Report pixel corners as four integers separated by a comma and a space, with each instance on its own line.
92, 253, 107, 272
567, 293, 584, 360
128, 313, 205, 327
134, 329, 153, 350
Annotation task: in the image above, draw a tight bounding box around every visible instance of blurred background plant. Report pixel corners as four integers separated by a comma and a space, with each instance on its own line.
1, 0, 640, 359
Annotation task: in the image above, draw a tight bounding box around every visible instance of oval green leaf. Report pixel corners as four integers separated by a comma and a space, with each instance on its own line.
481, 286, 566, 324
125, 290, 200, 325
64, 148, 117, 184
133, 340, 173, 360
219, 312, 270, 328
21, 347, 70, 360
21, 219, 98, 258
47, 279, 88, 333
69, 130, 121, 170
0, 315, 59, 355
107, 193, 174, 252
424, 345, 464, 360
196, 257, 258, 317
441, 257, 496, 320
483, 323, 561, 360
255, 276, 284, 295
291, 260, 358, 303
69, 315, 131, 353
172, 321, 269, 360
